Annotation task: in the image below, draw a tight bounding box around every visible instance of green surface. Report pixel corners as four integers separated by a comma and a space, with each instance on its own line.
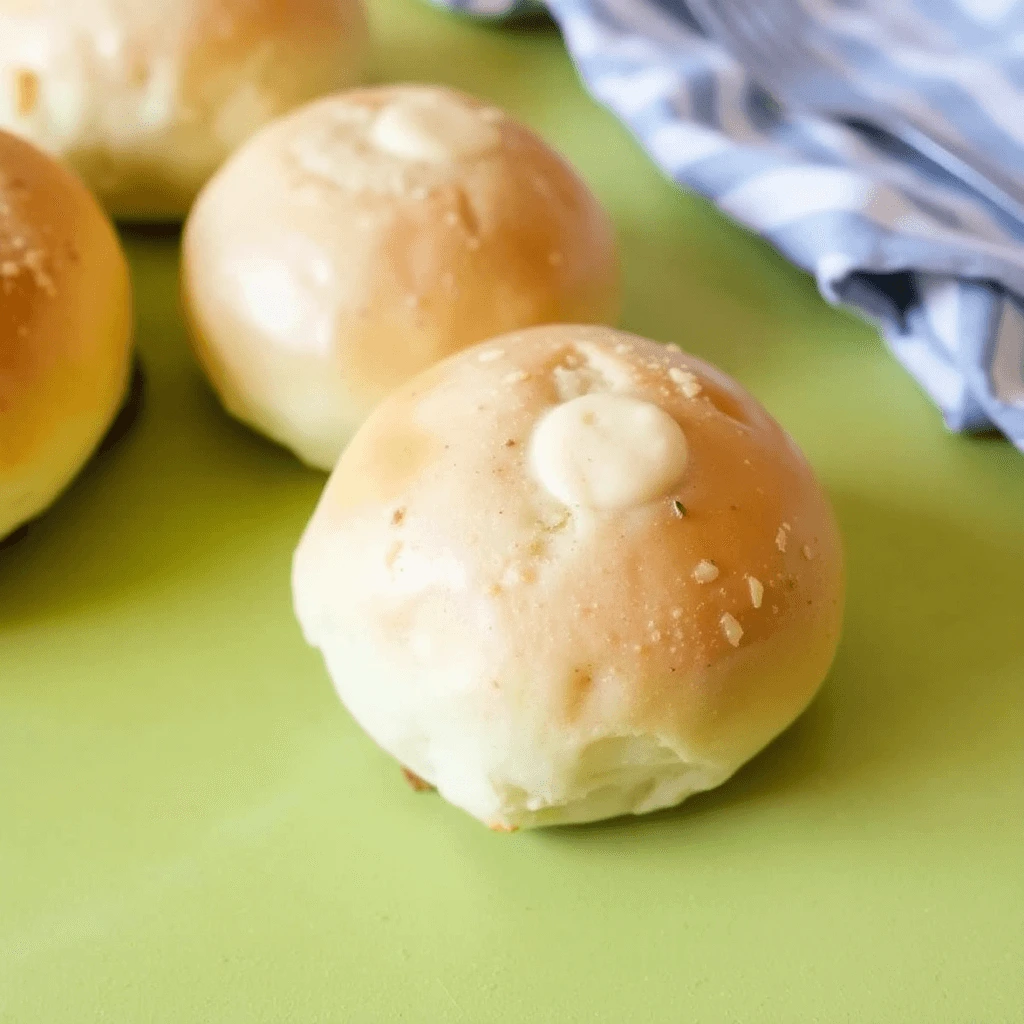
2, 2, 1023, 1020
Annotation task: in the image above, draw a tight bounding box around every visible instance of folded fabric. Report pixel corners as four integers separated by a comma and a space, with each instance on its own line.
431, 0, 1024, 450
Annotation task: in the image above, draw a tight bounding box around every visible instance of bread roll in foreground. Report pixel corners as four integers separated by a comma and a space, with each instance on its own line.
182, 85, 619, 470
293, 325, 844, 830
0, 130, 132, 541
0, 0, 368, 219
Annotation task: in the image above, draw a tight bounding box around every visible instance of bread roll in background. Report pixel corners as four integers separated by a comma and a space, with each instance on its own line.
292, 325, 845, 830
0, 129, 133, 541
182, 85, 620, 470
0, 0, 368, 220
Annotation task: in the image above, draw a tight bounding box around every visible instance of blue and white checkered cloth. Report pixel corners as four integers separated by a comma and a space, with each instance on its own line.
434, 0, 1024, 450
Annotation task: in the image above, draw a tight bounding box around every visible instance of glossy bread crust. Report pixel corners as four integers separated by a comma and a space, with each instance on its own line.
181, 85, 620, 469
0, 129, 132, 539
0, 0, 369, 219
293, 325, 844, 829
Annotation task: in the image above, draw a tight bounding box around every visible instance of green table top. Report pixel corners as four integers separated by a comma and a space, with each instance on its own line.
3, 2, 1023, 1020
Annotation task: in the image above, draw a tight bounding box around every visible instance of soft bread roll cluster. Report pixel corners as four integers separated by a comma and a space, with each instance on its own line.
0, 129, 133, 541
0, 0, 368, 219
182, 85, 620, 470
293, 325, 844, 830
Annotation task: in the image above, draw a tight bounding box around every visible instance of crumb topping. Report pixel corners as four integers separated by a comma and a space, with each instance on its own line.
720, 613, 743, 647
668, 367, 702, 398
0, 172, 58, 299
692, 559, 719, 584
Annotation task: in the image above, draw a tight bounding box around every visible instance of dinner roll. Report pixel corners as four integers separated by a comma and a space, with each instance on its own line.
0, 129, 132, 541
182, 85, 620, 470
0, 0, 368, 219
293, 325, 844, 830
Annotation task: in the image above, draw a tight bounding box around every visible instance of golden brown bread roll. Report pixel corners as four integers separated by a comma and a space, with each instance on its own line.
0, 0, 369, 219
292, 324, 845, 830
181, 84, 620, 470
0, 129, 132, 540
